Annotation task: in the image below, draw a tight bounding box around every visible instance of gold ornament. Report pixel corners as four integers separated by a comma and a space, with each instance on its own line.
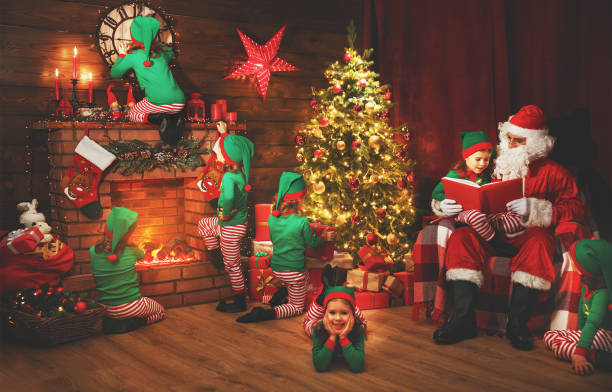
368, 135, 382, 149
370, 174, 380, 183
313, 181, 326, 194
314, 128, 323, 138
365, 101, 375, 111
336, 140, 346, 151
387, 233, 399, 245
335, 215, 347, 226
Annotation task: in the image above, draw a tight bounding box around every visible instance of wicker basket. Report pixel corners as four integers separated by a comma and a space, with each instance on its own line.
4, 305, 106, 347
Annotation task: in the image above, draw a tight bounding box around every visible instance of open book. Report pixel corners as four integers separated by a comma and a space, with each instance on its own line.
442, 177, 523, 214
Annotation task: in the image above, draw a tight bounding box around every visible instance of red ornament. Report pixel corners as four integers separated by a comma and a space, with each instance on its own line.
407, 173, 415, 182
224, 25, 299, 101
34, 289, 43, 296
351, 215, 361, 224
358, 78, 367, 88
55, 287, 64, 293
381, 111, 389, 119
332, 83, 342, 94
295, 135, 305, 146
343, 52, 352, 62
348, 178, 360, 190
385, 91, 392, 100
377, 208, 386, 218
74, 300, 88, 314
366, 233, 378, 245
310, 99, 318, 109
36, 311, 42, 317
397, 179, 407, 189
319, 117, 329, 126
351, 139, 361, 149
353, 104, 363, 113
313, 149, 323, 159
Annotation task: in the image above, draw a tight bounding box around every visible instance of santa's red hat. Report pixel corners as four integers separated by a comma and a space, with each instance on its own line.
499, 105, 548, 138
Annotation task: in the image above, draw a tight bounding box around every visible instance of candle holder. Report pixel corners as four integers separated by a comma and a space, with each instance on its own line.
70, 79, 80, 111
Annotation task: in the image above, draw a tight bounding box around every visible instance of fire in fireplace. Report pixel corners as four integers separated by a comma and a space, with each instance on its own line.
136, 237, 196, 269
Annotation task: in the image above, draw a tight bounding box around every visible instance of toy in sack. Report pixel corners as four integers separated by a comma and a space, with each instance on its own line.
305, 223, 335, 261
0, 227, 44, 257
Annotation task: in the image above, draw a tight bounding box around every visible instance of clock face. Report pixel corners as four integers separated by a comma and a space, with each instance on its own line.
95, 1, 175, 68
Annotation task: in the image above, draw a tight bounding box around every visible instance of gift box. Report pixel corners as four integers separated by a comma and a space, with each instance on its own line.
255, 204, 272, 241
355, 291, 390, 310
382, 275, 405, 298
252, 240, 273, 255
305, 251, 354, 270
305, 223, 335, 261
248, 267, 278, 302
248, 252, 271, 269
393, 272, 414, 305
404, 252, 414, 272
0, 227, 44, 257
307, 268, 323, 292
346, 267, 386, 292
358, 245, 393, 272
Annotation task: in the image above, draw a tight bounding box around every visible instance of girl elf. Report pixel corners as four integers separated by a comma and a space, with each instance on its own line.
110, 16, 186, 146
431, 131, 523, 242
198, 131, 253, 313
543, 239, 612, 375
312, 286, 365, 373
90, 207, 165, 334
236, 172, 335, 322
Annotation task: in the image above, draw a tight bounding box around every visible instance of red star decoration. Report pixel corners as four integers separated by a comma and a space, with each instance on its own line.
225, 25, 299, 101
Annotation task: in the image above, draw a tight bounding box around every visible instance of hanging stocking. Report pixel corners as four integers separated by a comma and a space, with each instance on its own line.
60, 136, 116, 219
195, 155, 226, 202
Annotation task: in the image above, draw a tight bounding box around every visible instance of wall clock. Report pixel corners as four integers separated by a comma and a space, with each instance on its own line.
95, 1, 176, 69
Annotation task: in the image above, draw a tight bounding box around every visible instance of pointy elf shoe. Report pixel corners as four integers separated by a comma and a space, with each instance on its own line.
236, 306, 276, 323
216, 293, 247, 313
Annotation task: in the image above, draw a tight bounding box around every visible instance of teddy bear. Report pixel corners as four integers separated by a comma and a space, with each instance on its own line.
16, 199, 53, 243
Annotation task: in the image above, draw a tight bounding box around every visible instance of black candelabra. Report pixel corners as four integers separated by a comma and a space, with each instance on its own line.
70, 78, 80, 110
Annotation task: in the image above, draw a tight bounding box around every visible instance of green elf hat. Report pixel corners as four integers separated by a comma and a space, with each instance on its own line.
218, 134, 254, 191
130, 16, 160, 67
460, 131, 493, 159
323, 286, 356, 309
104, 206, 138, 263
271, 172, 307, 217
569, 239, 612, 290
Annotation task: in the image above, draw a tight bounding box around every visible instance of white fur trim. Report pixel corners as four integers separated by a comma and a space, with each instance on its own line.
431, 199, 446, 218
75, 136, 116, 170
446, 268, 484, 288
522, 198, 553, 228
498, 120, 548, 139
212, 138, 223, 162
512, 270, 551, 290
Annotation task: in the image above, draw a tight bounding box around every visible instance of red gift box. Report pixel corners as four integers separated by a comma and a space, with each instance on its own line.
0, 227, 44, 257
305, 223, 335, 261
357, 245, 393, 272
355, 291, 390, 310
393, 272, 415, 305
248, 253, 271, 269
248, 268, 278, 302
255, 204, 272, 241
307, 268, 323, 292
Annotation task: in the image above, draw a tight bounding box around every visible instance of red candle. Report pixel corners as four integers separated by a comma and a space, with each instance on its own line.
54, 69, 60, 101
210, 103, 221, 121
72, 46, 78, 79
88, 72, 93, 104
216, 99, 227, 119
225, 112, 237, 123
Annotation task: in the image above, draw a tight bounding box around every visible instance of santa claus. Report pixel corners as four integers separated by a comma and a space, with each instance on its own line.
432, 105, 587, 350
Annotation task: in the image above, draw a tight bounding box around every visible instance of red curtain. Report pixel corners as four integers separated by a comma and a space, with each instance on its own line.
364, 0, 611, 227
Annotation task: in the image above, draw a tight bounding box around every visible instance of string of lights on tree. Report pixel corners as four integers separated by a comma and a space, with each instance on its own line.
296, 22, 417, 264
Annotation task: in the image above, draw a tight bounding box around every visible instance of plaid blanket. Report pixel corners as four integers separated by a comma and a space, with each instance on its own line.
412, 218, 591, 335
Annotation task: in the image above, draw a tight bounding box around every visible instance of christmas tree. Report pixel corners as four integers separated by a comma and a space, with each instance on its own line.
296, 22, 417, 265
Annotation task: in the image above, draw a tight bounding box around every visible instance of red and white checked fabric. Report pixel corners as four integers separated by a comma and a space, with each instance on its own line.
105, 297, 165, 324
272, 271, 307, 319
412, 218, 589, 334
302, 300, 368, 337
457, 209, 494, 241
128, 98, 185, 123
543, 329, 612, 360
198, 216, 247, 294
489, 211, 524, 235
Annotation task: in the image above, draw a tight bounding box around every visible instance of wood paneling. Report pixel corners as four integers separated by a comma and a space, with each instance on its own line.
0, 0, 363, 226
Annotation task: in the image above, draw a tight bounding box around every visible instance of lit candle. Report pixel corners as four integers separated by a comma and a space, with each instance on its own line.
88, 72, 93, 104
54, 69, 60, 101
72, 46, 78, 79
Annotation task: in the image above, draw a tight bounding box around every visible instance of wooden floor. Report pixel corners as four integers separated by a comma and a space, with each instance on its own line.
0, 303, 610, 392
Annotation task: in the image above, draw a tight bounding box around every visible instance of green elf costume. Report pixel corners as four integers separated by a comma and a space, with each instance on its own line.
312, 286, 365, 373
110, 16, 186, 146
90, 206, 165, 334
198, 133, 253, 313
543, 239, 612, 373
236, 172, 325, 323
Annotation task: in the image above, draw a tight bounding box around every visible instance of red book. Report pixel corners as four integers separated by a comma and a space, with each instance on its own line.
442, 177, 523, 214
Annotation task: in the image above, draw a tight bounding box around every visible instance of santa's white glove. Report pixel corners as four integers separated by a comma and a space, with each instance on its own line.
506, 198, 530, 217
440, 199, 463, 217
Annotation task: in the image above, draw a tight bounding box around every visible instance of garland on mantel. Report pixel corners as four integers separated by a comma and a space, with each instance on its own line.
104, 138, 209, 176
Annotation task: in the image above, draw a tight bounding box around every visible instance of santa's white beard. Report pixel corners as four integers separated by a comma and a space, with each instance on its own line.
493, 132, 555, 180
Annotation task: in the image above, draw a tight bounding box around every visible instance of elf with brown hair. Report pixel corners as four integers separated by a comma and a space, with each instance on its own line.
90, 206, 165, 334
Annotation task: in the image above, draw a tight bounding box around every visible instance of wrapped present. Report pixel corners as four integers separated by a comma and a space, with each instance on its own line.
404, 252, 414, 272
346, 267, 386, 292
252, 240, 273, 255
255, 204, 272, 241
355, 291, 390, 310
393, 271, 415, 305
0, 227, 44, 257
382, 275, 405, 298
248, 268, 278, 302
307, 268, 323, 292
305, 251, 354, 270
248, 252, 271, 269
305, 223, 335, 261
358, 245, 393, 272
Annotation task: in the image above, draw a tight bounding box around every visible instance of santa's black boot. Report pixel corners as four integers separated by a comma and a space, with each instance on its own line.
433, 280, 478, 344
216, 292, 247, 313
506, 282, 538, 350
236, 306, 276, 323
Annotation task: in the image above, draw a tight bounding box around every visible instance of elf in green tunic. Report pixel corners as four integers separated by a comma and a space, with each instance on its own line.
312, 286, 365, 373
543, 239, 612, 375
110, 16, 186, 146
90, 206, 165, 334
236, 172, 335, 322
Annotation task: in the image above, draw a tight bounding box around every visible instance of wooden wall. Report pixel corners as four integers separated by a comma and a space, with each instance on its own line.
0, 0, 363, 228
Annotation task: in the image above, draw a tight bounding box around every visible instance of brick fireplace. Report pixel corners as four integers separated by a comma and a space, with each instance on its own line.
33, 120, 247, 308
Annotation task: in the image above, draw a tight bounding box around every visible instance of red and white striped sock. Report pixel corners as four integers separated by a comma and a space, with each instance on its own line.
457, 209, 494, 241
544, 329, 612, 360
105, 297, 165, 324
490, 211, 524, 234
128, 99, 185, 123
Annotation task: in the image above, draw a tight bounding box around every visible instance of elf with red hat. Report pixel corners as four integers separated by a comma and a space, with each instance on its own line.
89, 207, 165, 334
236, 172, 335, 323
544, 239, 612, 375
110, 16, 186, 146
198, 130, 254, 313
433, 105, 587, 350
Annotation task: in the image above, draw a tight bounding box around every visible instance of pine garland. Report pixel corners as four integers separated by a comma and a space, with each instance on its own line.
104, 138, 210, 176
